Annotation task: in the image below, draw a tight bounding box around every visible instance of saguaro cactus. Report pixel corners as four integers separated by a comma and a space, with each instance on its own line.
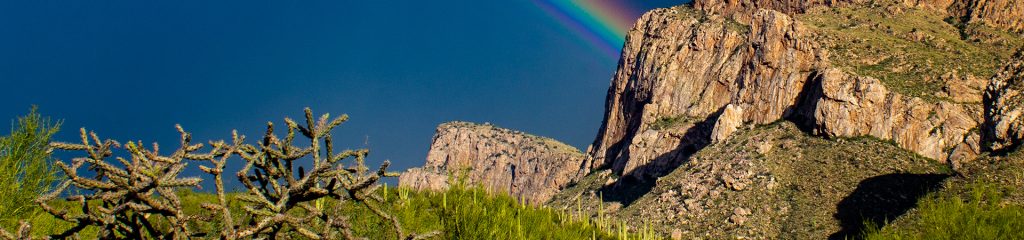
0, 108, 433, 240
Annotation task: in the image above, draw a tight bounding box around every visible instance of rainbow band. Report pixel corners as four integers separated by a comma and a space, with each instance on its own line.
532, 0, 641, 60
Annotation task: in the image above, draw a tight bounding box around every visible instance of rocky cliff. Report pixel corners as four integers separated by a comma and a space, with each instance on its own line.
586, 8, 825, 179
548, 0, 1024, 237
586, 1, 1020, 180
399, 0, 1022, 236
399, 122, 585, 204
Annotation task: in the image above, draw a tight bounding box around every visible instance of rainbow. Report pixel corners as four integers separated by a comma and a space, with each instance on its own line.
531, 0, 645, 60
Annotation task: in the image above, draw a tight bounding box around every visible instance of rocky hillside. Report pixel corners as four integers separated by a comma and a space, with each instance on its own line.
551, 122, 951, 239
400, 0, 1024, 238
398, 122, 585, 205
584, 1, 1023, 182
694, 0, 1024, 32
564, 0, 1024, 238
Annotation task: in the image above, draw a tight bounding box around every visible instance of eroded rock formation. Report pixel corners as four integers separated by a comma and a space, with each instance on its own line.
587, 5, 984, 180
586, 8, 824, 178
399, 122, 585, 204
984, 51, 1024, 153
803, 68, 982, 162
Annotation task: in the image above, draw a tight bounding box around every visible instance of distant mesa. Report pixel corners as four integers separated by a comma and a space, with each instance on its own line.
399, 121, 586, 205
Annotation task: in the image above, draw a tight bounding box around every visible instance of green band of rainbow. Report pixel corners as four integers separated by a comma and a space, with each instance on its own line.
532, 0, 641, 60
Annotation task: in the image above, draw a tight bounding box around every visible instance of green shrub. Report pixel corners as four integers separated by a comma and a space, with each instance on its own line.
0, 107, 60, 228
864, 184, 1024, 240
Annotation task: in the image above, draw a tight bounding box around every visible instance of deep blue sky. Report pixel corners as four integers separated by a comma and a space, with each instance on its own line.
0, 1, 681, 180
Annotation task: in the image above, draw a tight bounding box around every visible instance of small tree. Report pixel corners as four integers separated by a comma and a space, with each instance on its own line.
0, 107, 60, 228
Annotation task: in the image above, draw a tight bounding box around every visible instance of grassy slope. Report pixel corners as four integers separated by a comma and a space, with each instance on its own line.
800, 4, 1023, 102
866, 151, 1024, 239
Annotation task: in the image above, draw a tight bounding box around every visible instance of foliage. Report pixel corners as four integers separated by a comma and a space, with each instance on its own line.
863, 184, 1024, 240
16, 183, 660, 239
650, 115, 698, 130
339, 183, 658, 240
0, 107, 60, 229
800, 5, 1023, 102
0, 108, 430, 240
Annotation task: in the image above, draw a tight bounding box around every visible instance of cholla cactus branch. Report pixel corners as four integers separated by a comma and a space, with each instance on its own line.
7, 108, 426, 239
32, 125, 227, 239
216, 108, 426, 239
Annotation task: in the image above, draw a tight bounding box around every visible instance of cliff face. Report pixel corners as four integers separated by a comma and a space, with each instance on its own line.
555, 2, 1024, 237
588, 4, 993, 179
950, 0, 1024, 32
399, 122, 585, 204
803, 68, 982, 163
586, 8, 824, 179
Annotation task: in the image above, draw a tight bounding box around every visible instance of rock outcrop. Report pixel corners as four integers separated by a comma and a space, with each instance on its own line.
711, 104, 745, 143
984, 51, 1024, 153
587, 5, 983, 179
803, 68, 982, 162
586, 8, 824, 178
399, 122, 585, 204
950, 0, 1024, 32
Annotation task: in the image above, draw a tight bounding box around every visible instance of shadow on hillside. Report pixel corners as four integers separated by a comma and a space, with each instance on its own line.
598, 107, 721, 206
829, 173, 950, 240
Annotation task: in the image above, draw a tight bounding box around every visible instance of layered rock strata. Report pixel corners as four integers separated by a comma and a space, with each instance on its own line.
399, 122, 585, 204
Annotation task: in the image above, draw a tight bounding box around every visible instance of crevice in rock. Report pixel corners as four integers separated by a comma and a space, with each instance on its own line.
786, 69, 826, 135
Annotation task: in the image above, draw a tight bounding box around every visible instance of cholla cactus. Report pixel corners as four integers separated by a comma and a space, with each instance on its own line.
207, 108, 433, 239
1, 108, 434, 240
34, 124, 217, 239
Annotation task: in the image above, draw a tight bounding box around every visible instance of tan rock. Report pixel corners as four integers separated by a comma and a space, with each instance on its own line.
711, 104, 745, 143
984, 51, 1024, 153
950, 0, 1024, 32
399, 122, 585, 204
587, 8, 823, 177
588, 5, 988, 179
806, 68, 981, 162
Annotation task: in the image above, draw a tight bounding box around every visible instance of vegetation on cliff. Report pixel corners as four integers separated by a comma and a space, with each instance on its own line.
801, 5, 1023, 102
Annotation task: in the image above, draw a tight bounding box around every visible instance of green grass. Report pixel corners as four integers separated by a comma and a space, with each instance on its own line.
864, 184, 1024, 240
13, 184, 657, 239
650, 115, 699, 130
341, 183, 658, 239
799, 5, 1023, 102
